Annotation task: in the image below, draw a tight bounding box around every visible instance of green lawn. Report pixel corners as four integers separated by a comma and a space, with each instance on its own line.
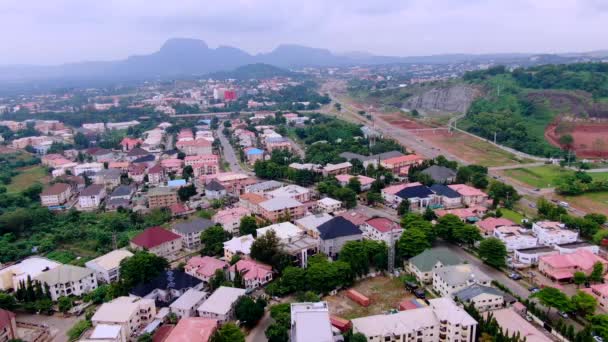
7, 165, 48, 193
505, 165, 608, 189
499, 208, 526, 224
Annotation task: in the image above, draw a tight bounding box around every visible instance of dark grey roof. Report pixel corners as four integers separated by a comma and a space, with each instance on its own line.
127, 147, 149, 157
205, 180, 225, 191
453, 284, 504, 302
133, 154, 155, 163
94, 168, 123, 179
317, 216, 362, 240
173, 218, 215, 234
339, 150, 404, 163
514, 245, 555, 253
421, 165, 457, 183
396, 185, 434, 200
430, 184, 461, 199
556, 241, 594, 249
80, 184, 105, 196
106, 198, 131, 208
130, 270, 201, 300
110, 185, 135, 197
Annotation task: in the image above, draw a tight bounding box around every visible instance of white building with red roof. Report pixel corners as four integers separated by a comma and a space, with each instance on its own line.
212, 207, 252, 235
185, 256, 228, 283
335, 174, 375, 191
380, 154, 424, 175
539, 249, 608, 281
448, 184, 489, 206
362, 217, 403, 244
230, 259, 273, 290
120, 137, 142, 152
130, 227, 182, 259
161, 158, 184, 173
476, 217, 515, 236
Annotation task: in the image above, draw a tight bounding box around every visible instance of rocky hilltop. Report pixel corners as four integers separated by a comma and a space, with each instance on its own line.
404, 84, 482, 114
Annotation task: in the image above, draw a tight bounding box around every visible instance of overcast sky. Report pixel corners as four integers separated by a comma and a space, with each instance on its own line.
1, 0, 607, 65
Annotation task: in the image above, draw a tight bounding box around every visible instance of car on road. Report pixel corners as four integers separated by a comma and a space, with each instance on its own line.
559, 201, 570, 208
559, 311, 569, 319
509, 273, 522, 280
593, 335, 604, 342
529, 287, 540, 293
534, 188, 540, 191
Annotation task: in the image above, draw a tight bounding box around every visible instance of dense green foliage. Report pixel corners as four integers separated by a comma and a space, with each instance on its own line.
234, 296, 267, 328
478, 238, 507, 268
119, 251, 169, 288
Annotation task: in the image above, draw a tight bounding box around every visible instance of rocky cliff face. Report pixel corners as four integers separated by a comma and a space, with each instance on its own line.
404, 84, 482, 114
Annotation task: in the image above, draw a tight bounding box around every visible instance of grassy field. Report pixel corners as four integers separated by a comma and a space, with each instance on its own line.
7, 165, 48, 193
557, 191, 608, 216
499, 208, 527, 224
504, 165, 608, 189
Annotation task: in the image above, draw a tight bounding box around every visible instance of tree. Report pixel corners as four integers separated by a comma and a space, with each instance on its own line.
453, 224, 482, 247
590, 261, 604, 283
488, 181, 521, 208
305, 256, 353, 293
239, 216, 258, 237
559, 134, 574, 149
366, 191, 382, 206
0, 293, 16, 310
339, 240, 388, 277
398, 228, 430, 258
333, 187, 357, 209
591, 314, 608, 340
57, 296, 73, 313
265, 323, 289, 342
209, 269, 226, 291
397, 199, 410, 215
347, 177, 362, 194
250, 230, 290, 271
137, 333, 153, 342
210, 322, 245, 342
201, 226, 232, 256
435, 214, 463, 242
119, 251, 169, 288
351, 333, 368, 342
572, 291, 597, 317
177, 184, 197, 201
573, 271, 587, 287
585, 213, 607, 226
277, 266, 306, 294
235, 296, 266, 328
181, 165, 194, 181
532, 287, 572, 315
478, 238, 507, 268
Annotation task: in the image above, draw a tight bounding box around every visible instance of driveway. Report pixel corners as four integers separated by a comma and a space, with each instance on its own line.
17, 312, 82, 342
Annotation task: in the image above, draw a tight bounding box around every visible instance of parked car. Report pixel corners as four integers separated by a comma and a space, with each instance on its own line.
529, 287, 540, 293
593, 335, 604, 342
414, 289, 426, 299
509, 273, 522, 280
559, 311, 569, 319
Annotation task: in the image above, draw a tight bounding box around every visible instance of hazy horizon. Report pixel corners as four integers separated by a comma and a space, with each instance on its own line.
1, 0, 607, 65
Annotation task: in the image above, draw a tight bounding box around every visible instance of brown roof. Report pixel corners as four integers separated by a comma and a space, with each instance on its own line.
80, 184, 105, 196
240, 193, 266, 204
41, 183, 71, 196
131, 226, 181, 249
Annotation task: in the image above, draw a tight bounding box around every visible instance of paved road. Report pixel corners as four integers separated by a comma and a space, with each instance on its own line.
216, 127, 246, 174
247, 311, 271, 342
287, 137, 306, 159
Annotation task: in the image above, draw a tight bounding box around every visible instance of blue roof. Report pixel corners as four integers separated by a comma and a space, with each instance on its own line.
246, 148, 264, 155
396, 185, 434, 200
167, 179, 187, 187
430, 184, 461, 199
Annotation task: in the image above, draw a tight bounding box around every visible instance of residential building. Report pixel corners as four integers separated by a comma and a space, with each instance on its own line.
230, 259, 273, 290
476, 217, 515, 236
453, 284, 505, 312
491, 308, 552, 342
513, 246, 558, 266
92, 169, 123, 189
78, 184, 107, 210
176, 139, 213, 156
433, 264, 491, 297
539, 249, 608, 281
532, 221, 579, 246
267, 184, 312, 202
244, 180, 283, 195
85, 250, 134, 284
394, 184, 438, 212
380, 154, 424, 175
339, 151, 404, 169
259, 197, 306, 223
429, 184, 462, 209
73, 162, 104, 176
130, 227, 182, 259
435, 207, 488, 223
147, 164, 166, 185
322, 162, 352, 176
448, 184, 489, 206
0, 309, 17, 342
0, 256, 61, 291
407, 247, 463, 283
588, 284, 608, 309
205, 180, 227, 200
120, 137, 142, 152
421, 165, 457, 184
91, 296, 156, 342
256, 222, 304, 244
295, 213, 333, 239
316, 197, 342, 214
265, 137, 292, 152
381, 183, 410, 204
352, 297, 477, 342
172, 218, 215, 250
169, 289, 208, 318
147, 187, 178, 209
223, 235, 255, 260
239, 193, 266, 214
290, 302, 334, 342
335, 174, 375, 191
35, 265, 98, 300
185, 256, 228, 283
362, 217, 403, 244
40, 183, 72, 207
164, 318, 218, 342
338, 210, 371, 226
244, 148, 264, 164
317, 216, 363, 258
161, 158, 184, 173
109, 185, 135, 201
555, 241, 600, 255
129, 270, 202, 304
493, 226, 538, 252
197, 286, 247, 323
213, 207, 252, 235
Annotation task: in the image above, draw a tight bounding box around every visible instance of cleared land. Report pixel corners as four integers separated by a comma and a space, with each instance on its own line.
413, 130, 528, 167
557, 191, 608, 215
546, 120, 608, 158
323, 276, 416, 319
7, 165, 49, 193
503, 165, 608, 189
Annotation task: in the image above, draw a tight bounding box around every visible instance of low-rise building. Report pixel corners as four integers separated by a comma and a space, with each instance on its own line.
213, 207, 252, 235
407, 247, 463, 283
169, 289, 208, 319
317, 216, 363, 258
476, 217, 515, 236
92, 168, 123, 189
491, 308, 552, 342
433, 264, 491, 297
421, 165, 457, 184
267, 184, 312, 202
130, 227, 182, 259
205, 180, 227, 200
0, 256, 61, 291
532, 221, 579, 246
448, 184, 489, 207
91, 296, 156, 342
197, 286, 247, 323
172, 219, 215, 250
223, 235, 255, 260
147, 187, 179, 209
230, 259, 273, 290
78, 184, 106, 210
176, 139, 213, 156
394, 184, 438, 212
85, 250, 134, 284
493, 225, 538, 252
185, 256, 228, 283
73, 162, 104, 176
453, 284, 505, 312
35, 265, 98, 301
380, 154, 424, 175
295, 213, 333, 239
256, 222, 304, 244
352, 297, 477, 342
513, 246, 558, 266
335, 174, 375, 191
40, 183, 73, 207
259, 197, 306, 223
316, 197, 342, 214
429, 184, 462, 209
244, 180, 284, 195
322, 162, 352, 176
539, 249, 608, 281
290, 302, 334, 342
362, 217, 403, 244
164, 317, 218, 342
588, 284, 608, 310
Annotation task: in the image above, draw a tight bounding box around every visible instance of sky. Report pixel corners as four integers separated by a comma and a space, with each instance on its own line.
1, 0, 607, 65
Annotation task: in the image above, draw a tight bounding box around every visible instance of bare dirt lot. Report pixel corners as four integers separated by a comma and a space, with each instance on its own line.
323, 276, 417, 319
546, 120, 608, 158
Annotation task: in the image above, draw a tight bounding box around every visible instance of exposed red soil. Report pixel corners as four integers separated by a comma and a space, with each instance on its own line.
546, 120, 608, 158
379, 114, 426, 129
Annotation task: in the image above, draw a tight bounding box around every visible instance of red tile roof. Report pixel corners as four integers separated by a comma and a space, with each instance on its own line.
365, 217, 400, 233
131, 227, 181, 249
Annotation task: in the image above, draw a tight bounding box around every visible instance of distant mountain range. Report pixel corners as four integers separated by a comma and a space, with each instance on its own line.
1, 38, 607, 83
